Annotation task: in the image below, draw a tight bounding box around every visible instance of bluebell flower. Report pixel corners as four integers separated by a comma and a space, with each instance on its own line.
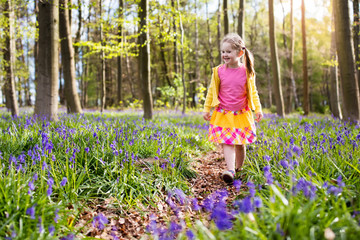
191, 198, 200, 211
173, 188, 187, 205
240, 196, 253, 213
28, 181, 35, 191
233, 179, 242, 192
54, 209, 59, 223
92, 213, 108, 230
60, 177, 67, 187
279, 160, 289, 169
186, 230, 195, 240
48, 225, 55, 235
247, 182, 256, 197
26, 206, 35, 219
253, 197, 262, 208
276, 223, 285, 236
60, 233, 74, 240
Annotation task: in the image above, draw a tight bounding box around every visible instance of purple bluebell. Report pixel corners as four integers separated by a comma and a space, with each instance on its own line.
253, 197, 263, 208
173, 188, 187, 205
233, 179, 242, 192
240, 197, 253, 213
191, 198, 200, 211
92, 213, 108, 230
60, 233, 74, 240
28, 181, 35, 191
48, 225, 55, 235
279, 160, 289, 169
186, 230, 195, 240
26, 205, 35, 219
247, 182, 256, 197
276, 223, 285, 236
54, 209, 59, 223
60, 177, 67, 187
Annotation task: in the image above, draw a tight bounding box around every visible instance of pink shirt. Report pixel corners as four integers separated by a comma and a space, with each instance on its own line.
218, 64, 248, 111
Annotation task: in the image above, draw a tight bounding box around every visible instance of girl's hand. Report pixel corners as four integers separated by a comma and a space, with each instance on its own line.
203, 112, 211, 121
255, 112, 263, 122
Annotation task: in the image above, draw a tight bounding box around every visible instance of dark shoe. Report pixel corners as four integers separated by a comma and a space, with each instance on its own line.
222, 170, 235, 184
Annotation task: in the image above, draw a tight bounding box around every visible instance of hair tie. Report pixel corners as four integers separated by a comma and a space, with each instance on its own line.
242, 47, 246, 50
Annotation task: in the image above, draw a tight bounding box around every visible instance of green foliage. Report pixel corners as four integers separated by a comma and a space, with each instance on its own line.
0, 110, 213, 238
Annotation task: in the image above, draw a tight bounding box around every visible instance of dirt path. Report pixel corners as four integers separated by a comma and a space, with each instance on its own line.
76, 147, 239, 239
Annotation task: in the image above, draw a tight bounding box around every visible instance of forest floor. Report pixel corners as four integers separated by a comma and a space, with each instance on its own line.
77, 146, 241, 239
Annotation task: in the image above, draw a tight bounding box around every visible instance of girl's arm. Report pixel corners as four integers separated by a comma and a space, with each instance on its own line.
250, 75, 262, 114
203, 71, 216, 113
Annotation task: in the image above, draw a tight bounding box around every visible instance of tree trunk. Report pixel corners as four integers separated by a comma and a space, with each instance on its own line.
329, 0, 342, 119
177, 0, 186, 114
289, 0, 298, 110
100, 1, 106, 112
206, 0, 215, 69
268, 0, 285, 117
4, 0, 19, 116
139, 0, 153, 119
238, 0, 245, 39
74, 0, 82, 57
301, 0, 310, 115
192, 0, 199, 108
159, 15, 172, 88
117, 0, 124, 107
223, 0, 229, 35
35, 0, 59, 121
171, 0, 178, 76
266, 59, 272, 107
353, 0, 360, 89
334, 0, 360, 121
217, 0, 222, 63
59, 0, 82, 113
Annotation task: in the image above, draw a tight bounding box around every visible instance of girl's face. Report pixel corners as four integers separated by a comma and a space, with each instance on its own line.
221, 42, 242, 67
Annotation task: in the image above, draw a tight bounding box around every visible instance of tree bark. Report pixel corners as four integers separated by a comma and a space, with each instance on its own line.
192, 0, 199, 108
329, 0, 342, 119
35, 0, 59, 121
217, 0, 222, 63
100, 0, 106, 112
117, 0, 124, 107
139, 0, 153, 119
334, 0, 360, 121
353, 0, 360, 89
206, 0, 215, 69
238, 0, 245, 39
59, 0, 82, 113
171, 0, 178, 76
4, 0, 19, 116
159, 15, 172, 88
268, 0, 285, 117
177, 0, 186, 114
301, 0, 310, 115
223, 0, 229, 35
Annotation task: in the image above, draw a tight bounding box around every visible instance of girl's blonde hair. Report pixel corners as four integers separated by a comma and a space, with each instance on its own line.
221, 33, 255, 77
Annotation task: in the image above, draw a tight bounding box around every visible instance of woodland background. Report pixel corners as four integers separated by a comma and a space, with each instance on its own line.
0, 0, 359, 121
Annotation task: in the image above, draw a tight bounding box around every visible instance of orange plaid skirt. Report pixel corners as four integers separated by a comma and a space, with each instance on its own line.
208, 106, 256, 145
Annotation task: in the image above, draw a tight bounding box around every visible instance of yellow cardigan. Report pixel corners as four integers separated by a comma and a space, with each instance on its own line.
203, 64, 262, 113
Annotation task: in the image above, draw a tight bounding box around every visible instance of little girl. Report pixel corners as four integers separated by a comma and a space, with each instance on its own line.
203, 33, 263, 184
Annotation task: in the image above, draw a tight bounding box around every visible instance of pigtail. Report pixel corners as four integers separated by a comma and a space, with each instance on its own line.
243, 48, 255, 77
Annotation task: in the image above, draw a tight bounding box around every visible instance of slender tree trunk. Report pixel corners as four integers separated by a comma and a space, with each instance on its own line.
269, 0, 285, 117
176, 0, 186, 114
330, 0, 342, 119
139, 0, 153, 119
289, 0, 298, 109
60, 0, 82, 113
217, 0, 222, 63
35, 0, 59, 121
159, 16, 172, 88
223, 0, 229, 35
34, 0, 39, 109
206, 0, 215, 68
171, 0, 178, 76
74, 0, 82, 57
100, 1, 106, 112
117, 0, 124, 106
334, 0, 360, 121
302, 0, 310, 115
193, 0, 199, 108
266, 59, 272, 107
4, 0, 19, 116
126, 53, 136, 100
238, 0, 245, 39
353, 0, 360, 89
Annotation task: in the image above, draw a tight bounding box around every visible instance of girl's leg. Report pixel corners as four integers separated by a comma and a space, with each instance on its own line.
235, 144, 246, 171
222, 144, 235, 171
